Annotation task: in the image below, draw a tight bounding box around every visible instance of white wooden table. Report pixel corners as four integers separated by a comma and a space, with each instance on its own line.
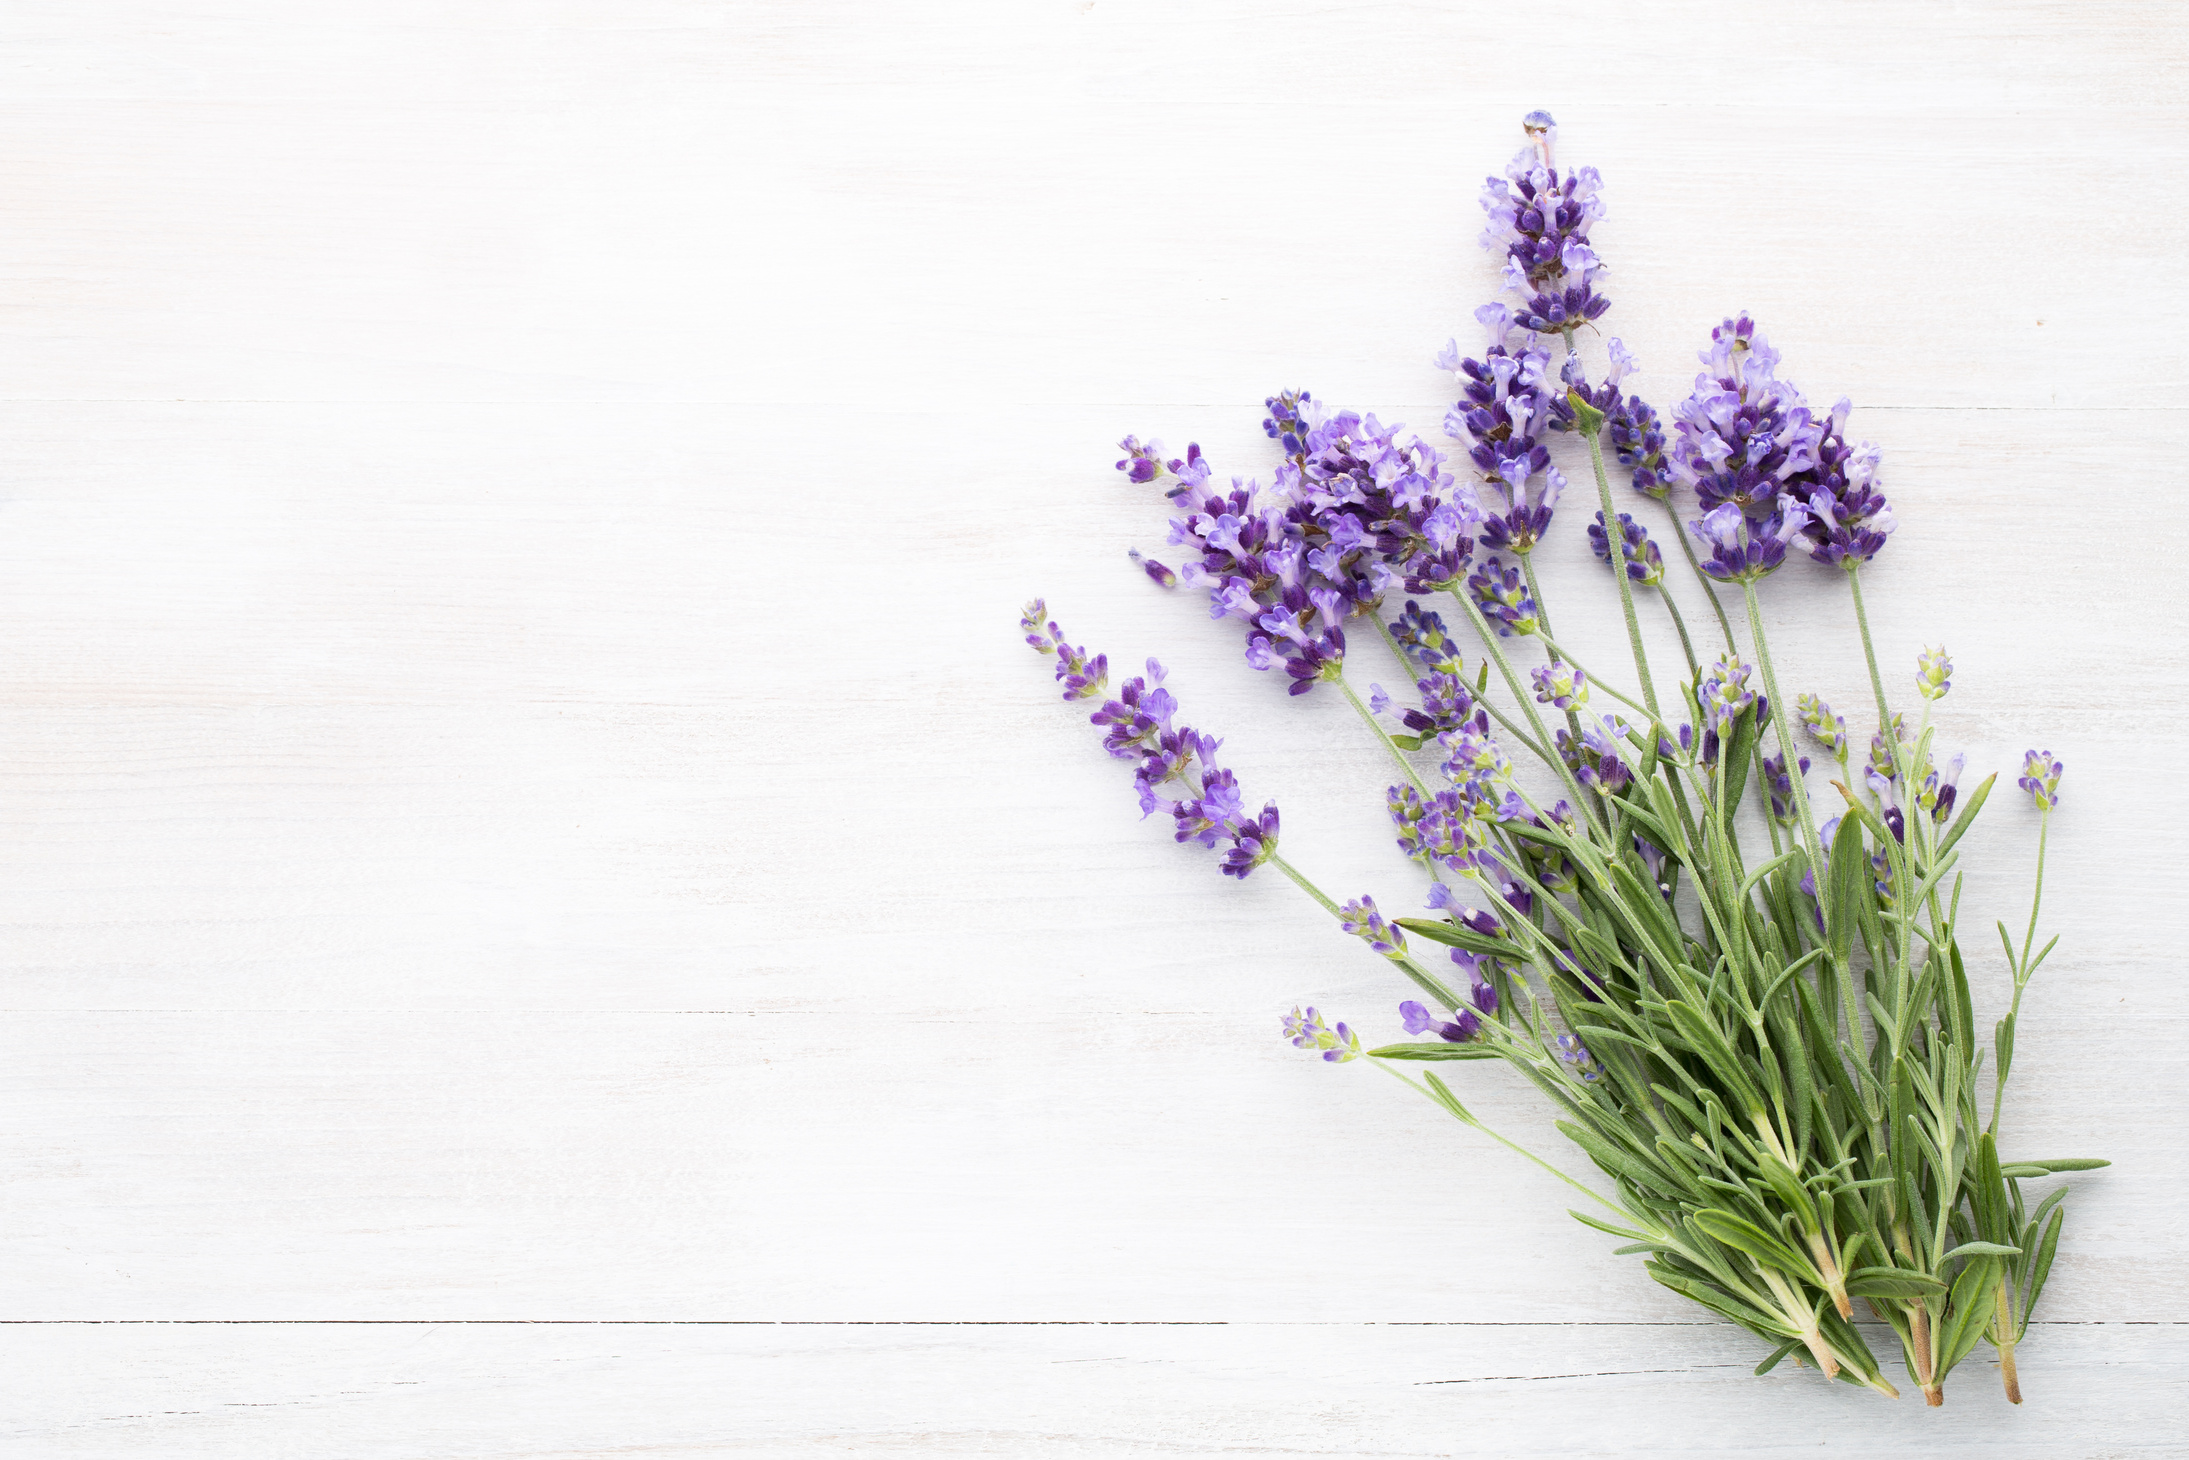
4, 2, 2184, 1454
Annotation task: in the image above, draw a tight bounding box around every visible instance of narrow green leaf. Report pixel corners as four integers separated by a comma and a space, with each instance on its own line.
1393, 917, 1505, 955
1368, 1042, 1499, 1061
1567, 1209, 1653, 1245
2005, 1157, 2110, 1173
1753, 1339, 1801, 1376
1935, 771, 1996, 857
1842, 1266, 1947, 1299
1691, 1208, 1814, 1278
1649, 1265, 1788, 1333
1939, 1240, 2022, 1261
1822, 802, 1874, 954
2019, 1207, 2066, 1338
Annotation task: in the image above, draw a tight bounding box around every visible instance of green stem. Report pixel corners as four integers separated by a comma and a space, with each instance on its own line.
1657, 584, 1701, 681
1536, 634, 1663, 725
1577, 411, 1661, 716
1659, 496, 1737, 649
1270, 853, 1341, 916
1846, 565, 1894, 737
1373, 613, 1553, 765
1370, 1059, 1631, 1216
1740, 582, 1827, 928
1990, 809, 2050, 1133
1337, 669, 1430, 795
1449, 589, 1604, 839
1521, 552, 1558, 642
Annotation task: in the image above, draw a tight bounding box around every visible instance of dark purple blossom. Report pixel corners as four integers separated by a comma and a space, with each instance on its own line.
1694, 653, 1766, 765
1466, 555, 1539, 636
1558, 714, 1634, 795
1128, 549, 1177, 589
1796, 405, 1895, 565
1400, 998, 1481, 1044
1689, 499, 1808, 582
1587, 511, 1665, 586
1020, 600, 1110, 701
1477, 113, 1612, 334
1761, 750, 1811, 824
1388, 601, 1466, 675
1665, 317, 1827, 519
1532, 661, 1588, 709
1029, 633, 1281, 880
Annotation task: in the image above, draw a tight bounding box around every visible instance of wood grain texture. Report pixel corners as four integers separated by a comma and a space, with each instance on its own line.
1, 1, 2184, 1454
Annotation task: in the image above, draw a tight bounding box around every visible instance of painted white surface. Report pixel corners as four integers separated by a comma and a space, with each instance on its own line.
1, 1, 2184, 1453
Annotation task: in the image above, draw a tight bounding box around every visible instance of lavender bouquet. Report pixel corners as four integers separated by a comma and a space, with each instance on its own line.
1021, 114, 2102, 1404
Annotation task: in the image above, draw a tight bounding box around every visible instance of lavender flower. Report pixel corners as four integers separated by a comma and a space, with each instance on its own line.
1532, 661, 1590, 709
1424, 881, 1508, 940
1283, 1006, 1362, 1063
1761, 750, 1811, 824
1868, 712, 1914, 782
1559, 714, 1635, 795
1798, 410, 1896, 566
1031, 636, 1281, 880
1694, 653, 1765, 764
1477, 112, 1611, 333
1552, 1033, 1603, 1083
1400, 998, 1481, 1044
1587, 511, 1665, 586
1797, 693, 1849, 761
1115, 437, 1212, 494
1388, 783, 1495, 876
1155, 394, 1479, 688
1339, 896, 1408, 959
1402, 667, 1492, 741
1689, 499, 1809, 582
1467, 556, 1540, 636
1018, 603, 1108, 701
1665, 316, 1825, 519
2019, 750, 2064, 811
1917, 752, 1966, 824
1608, 394, 1675, 499
1263, 389, 1313, 458
1129, 549, 1178, 589
1917, 645, 1952, 700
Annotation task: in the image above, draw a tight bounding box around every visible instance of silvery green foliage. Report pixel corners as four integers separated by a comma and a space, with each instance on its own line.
1024, 113, 2097, 1406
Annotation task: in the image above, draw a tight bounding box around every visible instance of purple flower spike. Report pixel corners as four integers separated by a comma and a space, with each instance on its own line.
1389, 601, 1465, 675
1797, 693, 1848, 761
1761, 750, 1811, 824
1038, 634, 1279, 879
2018, 750, 2064, 811
1478, 112, 1608, 327
1587, 512, 1665, 586
1283, 1005, 1363, 1062
1338, 895, 1408, 959
1021, 598, 1056, 655
1399, 998, 1482, 1044
1262, 389, 1313, 457
1798, 414, 1896, 566
1532, 661, 1589, 710
1918, 752, 1965, 824
1467, 556, 1540, 636
1552, 1032, 1603, 1083
1693, 654, 1765, 765
1917, 645, 1952, 701
1688, 499, 1809, 582
1562, 714, 1635, 794
1049, 622, 1109, 701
